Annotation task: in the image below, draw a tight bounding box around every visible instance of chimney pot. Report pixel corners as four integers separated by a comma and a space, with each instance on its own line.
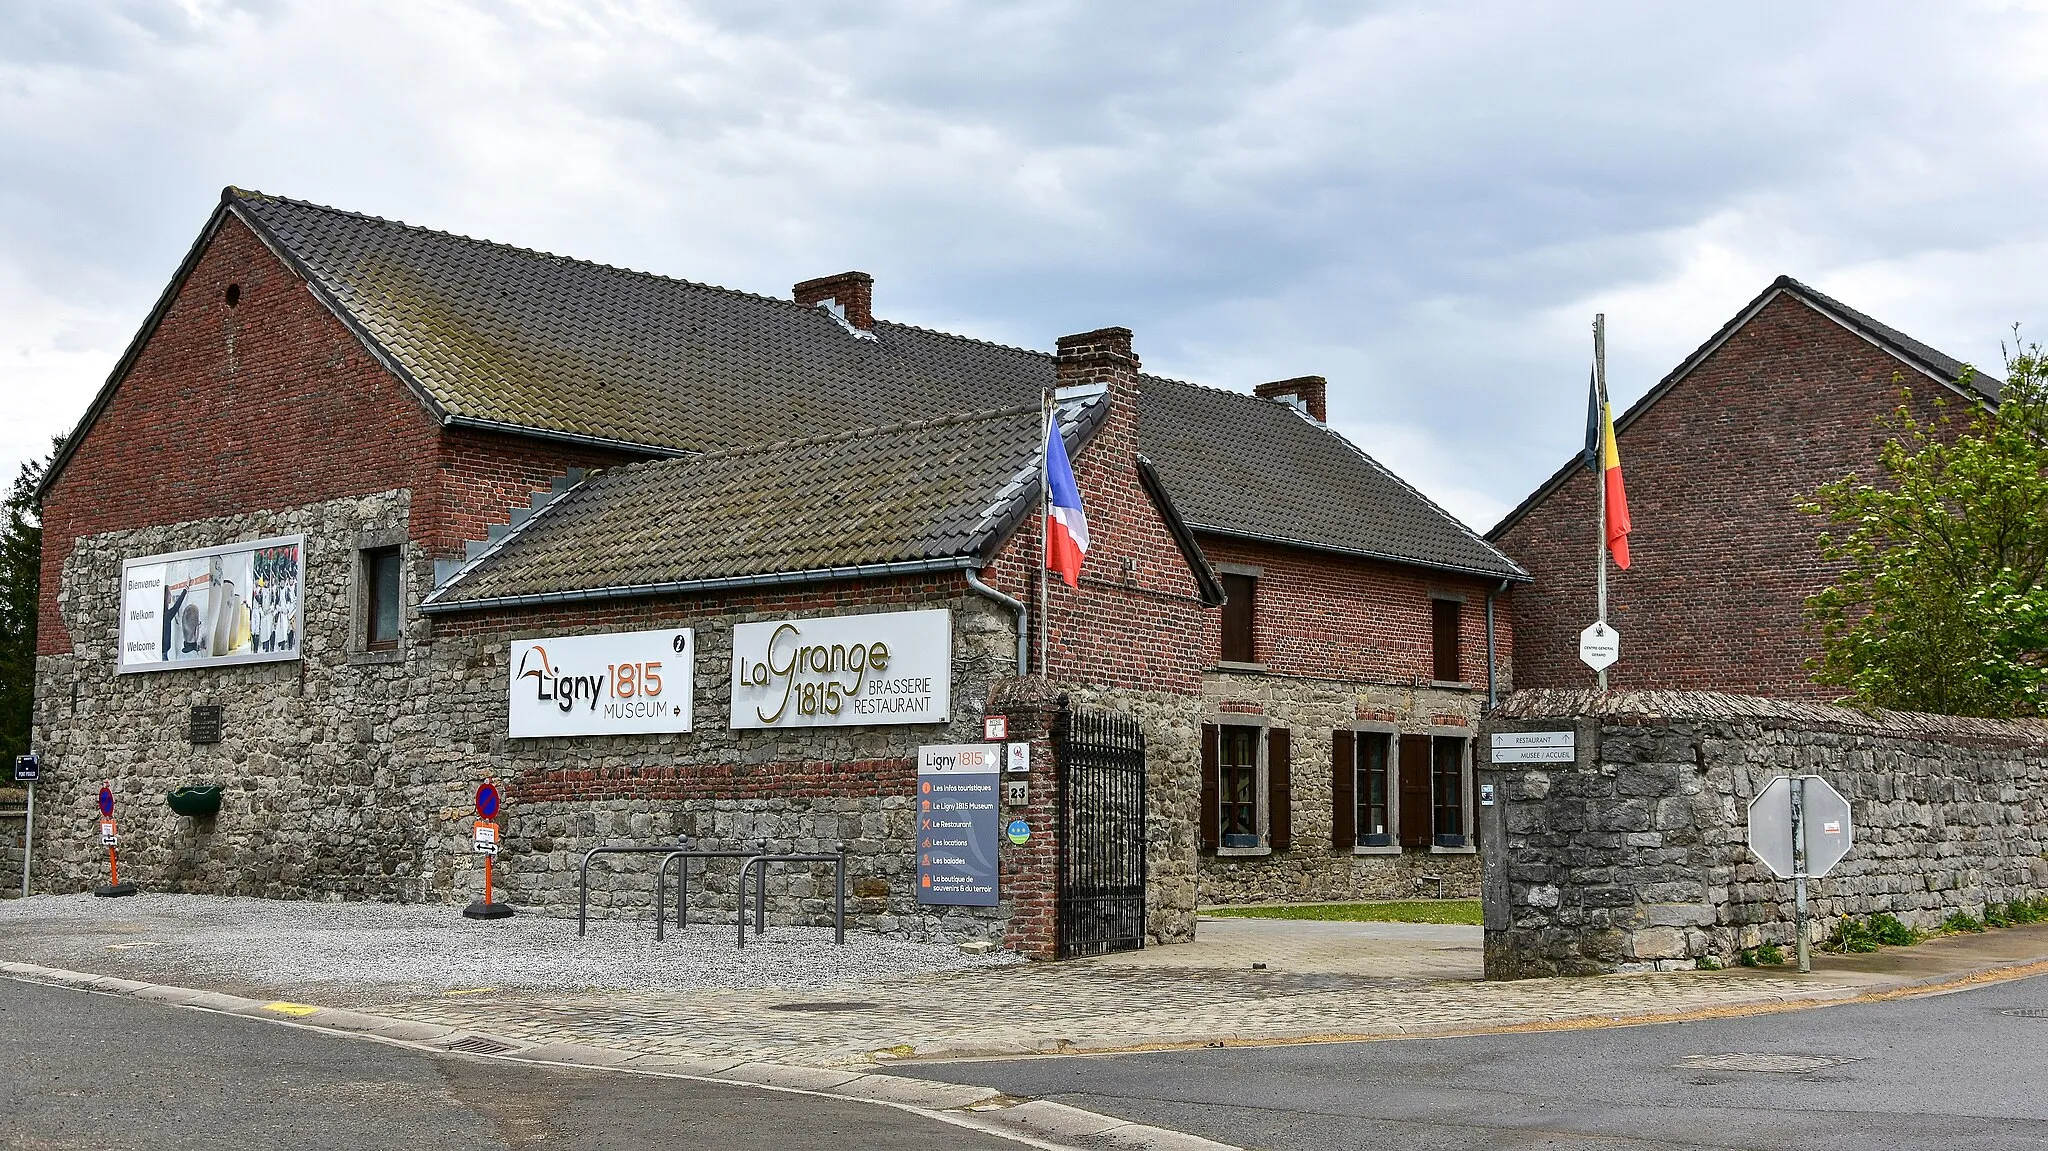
794, 271, 875, 330
1255, 375, 1327, 423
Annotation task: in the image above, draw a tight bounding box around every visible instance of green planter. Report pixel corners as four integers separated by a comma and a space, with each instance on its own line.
166, 785, 223, 818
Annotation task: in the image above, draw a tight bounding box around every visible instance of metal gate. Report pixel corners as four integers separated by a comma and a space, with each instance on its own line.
1054, 706, 1147, 959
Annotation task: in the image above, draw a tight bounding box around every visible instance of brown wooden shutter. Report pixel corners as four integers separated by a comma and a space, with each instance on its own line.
1199, 724, 1220, 852
1330, 730, 1355, 849
1267, 727, 1291, 850
1398, 734, 1432, 848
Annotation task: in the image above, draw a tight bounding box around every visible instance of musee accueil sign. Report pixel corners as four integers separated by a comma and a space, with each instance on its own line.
508, 628, 695, 738
730, 608, 951, 728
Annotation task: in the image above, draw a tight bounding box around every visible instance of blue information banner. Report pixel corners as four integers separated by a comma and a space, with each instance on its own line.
916, 743, 1001, 906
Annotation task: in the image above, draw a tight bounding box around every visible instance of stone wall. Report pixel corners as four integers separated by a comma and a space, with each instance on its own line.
33, 496, 1190, 956
32, 491, 435, 901
1197, 670, 1486, 905
1479, 689, 2048, 977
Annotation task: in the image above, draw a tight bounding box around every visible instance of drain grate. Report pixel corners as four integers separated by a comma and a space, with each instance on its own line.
444, 1035, 520, 1055
1678, 1053, 1859, 1075
2000, 1008, 2048, 1018
767, 1001, 880, 1013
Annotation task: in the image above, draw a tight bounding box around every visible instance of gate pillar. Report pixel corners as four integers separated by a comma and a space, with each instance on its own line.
987, 676, 1062, 960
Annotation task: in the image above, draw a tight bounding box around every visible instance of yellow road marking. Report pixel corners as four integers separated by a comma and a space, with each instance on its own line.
261, 1002, 322, 1017
444, 987, 499, 996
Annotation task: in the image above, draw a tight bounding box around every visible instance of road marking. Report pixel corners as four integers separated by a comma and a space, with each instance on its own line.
444, 987, 498, 996
261, 1002, 322, 1016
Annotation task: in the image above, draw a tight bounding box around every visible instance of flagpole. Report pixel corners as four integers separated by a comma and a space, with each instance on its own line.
1593, 313, 1608, 693
1039, 393, 1051, 679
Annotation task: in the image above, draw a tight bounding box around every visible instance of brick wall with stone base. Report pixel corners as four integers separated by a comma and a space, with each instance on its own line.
1479, 689, 2048, 978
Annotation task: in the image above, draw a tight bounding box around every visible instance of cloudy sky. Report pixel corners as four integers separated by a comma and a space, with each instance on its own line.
6, 1, 2047, 530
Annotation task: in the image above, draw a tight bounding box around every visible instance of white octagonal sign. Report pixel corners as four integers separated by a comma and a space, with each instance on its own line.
1747, 775, 1854, 879
1578, 621, 1621, 671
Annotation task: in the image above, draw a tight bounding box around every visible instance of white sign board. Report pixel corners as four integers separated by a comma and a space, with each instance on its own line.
731, 609, 950, 728
1579, 620, 1621, 672
120, 535, 304, 673
1746, 775, 1854, 879
509, 628, 694, 738
1490, 731, 1576, 763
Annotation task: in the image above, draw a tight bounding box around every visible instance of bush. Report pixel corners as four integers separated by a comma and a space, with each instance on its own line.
1738, 943, 1785, 966
1824, 913, 1922, 953
1943, 911, 1987, 934
2000, 897, 2048, 924
1696, 954, 1723, 971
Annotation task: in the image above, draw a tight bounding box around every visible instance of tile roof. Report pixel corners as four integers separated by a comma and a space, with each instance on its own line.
224, 188, 1521, 583
1137, 379, 1527, 580
424, 403, 1071, 609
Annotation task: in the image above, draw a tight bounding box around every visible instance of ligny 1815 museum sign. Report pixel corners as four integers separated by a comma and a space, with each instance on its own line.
730, 608, 950, 728
508, 628, 695, 738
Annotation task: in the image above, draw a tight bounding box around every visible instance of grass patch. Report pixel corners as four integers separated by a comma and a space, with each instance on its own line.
1204, 899, 1483, 926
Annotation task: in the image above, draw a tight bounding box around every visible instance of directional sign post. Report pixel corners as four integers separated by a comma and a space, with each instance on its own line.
463, 780, 513, 921
1747, 774, 1853, 972
13, 754, 37, 899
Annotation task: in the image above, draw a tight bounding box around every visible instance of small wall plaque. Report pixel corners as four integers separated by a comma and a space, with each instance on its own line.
189, 705, 224, 745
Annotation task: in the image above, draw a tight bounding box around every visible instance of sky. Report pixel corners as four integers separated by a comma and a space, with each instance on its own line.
6, 0, 2048, 531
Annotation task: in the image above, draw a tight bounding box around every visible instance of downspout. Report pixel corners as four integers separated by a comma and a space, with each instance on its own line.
1485, 579, 1509, 710
965, 568, 1030, 677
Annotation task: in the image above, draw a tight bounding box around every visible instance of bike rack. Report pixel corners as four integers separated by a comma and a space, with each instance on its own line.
654, 840, 764, 942
578, 842, 695, 938
736, 844, 848, 950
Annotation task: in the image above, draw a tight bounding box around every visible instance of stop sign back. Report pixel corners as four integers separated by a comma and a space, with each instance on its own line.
1747, 775, 1853, 879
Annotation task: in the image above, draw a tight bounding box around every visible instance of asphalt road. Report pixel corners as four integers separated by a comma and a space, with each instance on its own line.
0, 976, 1021, 1151
909, 970, 2048, 1151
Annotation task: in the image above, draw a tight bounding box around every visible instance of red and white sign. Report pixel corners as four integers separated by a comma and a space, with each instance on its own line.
472, 821, 500, 856
99, 820, 118, 847
982, 715, 1008, 741
508, 628, 694, 738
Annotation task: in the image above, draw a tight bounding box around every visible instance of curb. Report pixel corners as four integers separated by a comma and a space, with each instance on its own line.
885, 952, 2048, 1063
0, 960, 1237, 1151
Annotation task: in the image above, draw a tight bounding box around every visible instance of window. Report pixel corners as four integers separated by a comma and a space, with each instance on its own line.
1432, 736, 1467, 847
1356, 733, 1392, 846
1202, 723, 1292, 852
1220, 572, 1256, 663
1218, 725, 1260, 845
365, 547, 403, 650
1431, 598, 1461, 682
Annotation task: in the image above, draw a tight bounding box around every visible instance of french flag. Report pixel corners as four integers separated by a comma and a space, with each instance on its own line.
1045, 422, 1089, 588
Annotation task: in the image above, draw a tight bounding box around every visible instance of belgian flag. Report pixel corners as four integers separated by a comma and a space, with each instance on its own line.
1583, 369, 1633, 569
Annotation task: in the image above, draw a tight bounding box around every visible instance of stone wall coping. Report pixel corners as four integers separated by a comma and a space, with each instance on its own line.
1492, 688, 2048, 749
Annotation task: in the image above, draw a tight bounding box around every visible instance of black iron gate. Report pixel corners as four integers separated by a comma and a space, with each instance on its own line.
1054, 706, 1147, 959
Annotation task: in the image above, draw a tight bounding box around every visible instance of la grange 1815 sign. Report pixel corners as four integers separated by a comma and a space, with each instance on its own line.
730, 609, 950, 728
508, 628, 694, 738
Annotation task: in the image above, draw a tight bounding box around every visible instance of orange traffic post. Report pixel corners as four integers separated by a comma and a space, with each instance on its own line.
94, 783, 136, 898
462, 779, 512, 920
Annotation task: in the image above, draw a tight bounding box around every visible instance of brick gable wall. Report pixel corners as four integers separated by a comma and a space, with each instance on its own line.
980, 329, 1215, 695
36, 211, 633, 656
1493, 291, 1961, 697
1197, 535, 1512, 690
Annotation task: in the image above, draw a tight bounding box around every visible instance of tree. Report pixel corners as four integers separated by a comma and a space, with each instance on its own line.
1, 438, 62, 768
1804, 341, 2048, 717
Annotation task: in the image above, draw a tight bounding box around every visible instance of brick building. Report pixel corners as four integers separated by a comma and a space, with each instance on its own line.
1490, 277, 2000, 699
30, 188, 1525, 958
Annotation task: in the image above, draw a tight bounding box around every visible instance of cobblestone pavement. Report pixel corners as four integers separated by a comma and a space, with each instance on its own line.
6, 896, 2044, 1072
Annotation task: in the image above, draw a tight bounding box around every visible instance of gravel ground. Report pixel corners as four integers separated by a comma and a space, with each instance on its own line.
0, 893, 1019, 998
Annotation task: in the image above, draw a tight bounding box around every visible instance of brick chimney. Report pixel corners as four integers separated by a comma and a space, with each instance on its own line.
1255, 376, 1326, 423
1055, 326, 1140, 397
794, 271, 874, 330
